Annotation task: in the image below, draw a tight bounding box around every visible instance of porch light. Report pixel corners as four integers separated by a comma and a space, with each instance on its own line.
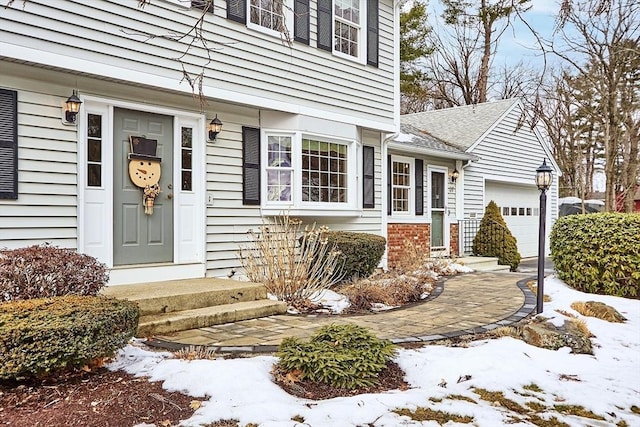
535, 159, 553, 314
450, 168, 460, 183
208, 114, 223, 141
63, 90, 82, 125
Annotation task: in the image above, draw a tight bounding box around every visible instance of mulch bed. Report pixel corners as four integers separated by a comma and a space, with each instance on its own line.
1, 360, 410, 426
0, 369, 196, 427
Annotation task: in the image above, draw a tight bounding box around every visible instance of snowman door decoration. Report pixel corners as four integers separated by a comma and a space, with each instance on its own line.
128, 136, 162, 215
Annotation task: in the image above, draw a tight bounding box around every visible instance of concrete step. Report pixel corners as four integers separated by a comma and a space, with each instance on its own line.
457, 256, 512, 272
101, 277, 269, 316
136, 299, 288, 337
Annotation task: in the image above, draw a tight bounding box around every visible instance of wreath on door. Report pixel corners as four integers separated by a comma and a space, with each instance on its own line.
128, 135, 162, 215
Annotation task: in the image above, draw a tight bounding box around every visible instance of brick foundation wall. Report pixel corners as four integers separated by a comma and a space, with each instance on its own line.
450, 222, 459, 256
387, 223, 431, 269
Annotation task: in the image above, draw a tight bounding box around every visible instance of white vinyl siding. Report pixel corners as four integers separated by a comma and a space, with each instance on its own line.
0, 80, 78, 250
462, 104, 559, 254
0, 0, 394, 129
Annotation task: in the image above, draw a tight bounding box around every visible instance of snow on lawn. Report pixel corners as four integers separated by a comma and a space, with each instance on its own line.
109, 276, 640, 427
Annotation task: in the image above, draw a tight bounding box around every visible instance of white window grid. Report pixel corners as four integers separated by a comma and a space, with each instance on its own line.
266, 135, 293, 202
334, 0, 361, 58
250, 0, 285, 32
301, 139, 348, 203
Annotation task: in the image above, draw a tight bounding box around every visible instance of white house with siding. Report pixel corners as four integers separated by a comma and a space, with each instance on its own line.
0, 0, 398, 285
401, 99, 561, 258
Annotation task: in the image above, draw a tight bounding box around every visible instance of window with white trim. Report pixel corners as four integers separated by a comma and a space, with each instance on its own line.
262, 131, 355, 208
391, 157, 412, 214
334, 0, 361, 58
249, 0, 287, 33
266, 134, 293, 201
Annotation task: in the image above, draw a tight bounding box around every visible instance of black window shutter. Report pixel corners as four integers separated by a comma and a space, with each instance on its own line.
227, 0, 246, 23
363, 146, 374, 208
387, 154, 391, 215
317, 0, 332, 51
415, 159, 424, 215
0, 89, 18, 200
294, 0, 310, 44
242, 127, 261, 205
367, 0, 379, 67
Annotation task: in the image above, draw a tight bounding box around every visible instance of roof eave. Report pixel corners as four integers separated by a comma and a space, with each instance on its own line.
388, 141, 478, 161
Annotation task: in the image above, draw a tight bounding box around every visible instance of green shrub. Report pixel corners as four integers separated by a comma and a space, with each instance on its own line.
322, 232, 386, 279
551, 213, 640, 297
472, 201, 521, 271
0, 295, 139, 380
0, 244, 109, 301
277, 324, 396, 390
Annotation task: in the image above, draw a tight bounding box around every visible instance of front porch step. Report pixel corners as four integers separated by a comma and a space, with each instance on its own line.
136, 300, 288, 337
457, 256, 512, 272
101, 277, 288, 336
101, 278, 270, 316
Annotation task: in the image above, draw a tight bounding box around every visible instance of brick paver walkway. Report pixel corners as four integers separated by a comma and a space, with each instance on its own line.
150, 272, 536, 353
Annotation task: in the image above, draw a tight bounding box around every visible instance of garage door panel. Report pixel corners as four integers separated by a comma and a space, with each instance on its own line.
486, 182, 539, 258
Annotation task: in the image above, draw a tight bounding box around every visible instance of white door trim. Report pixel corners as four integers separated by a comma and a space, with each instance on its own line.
427, 165, 449, 253
77, 96, 206, 285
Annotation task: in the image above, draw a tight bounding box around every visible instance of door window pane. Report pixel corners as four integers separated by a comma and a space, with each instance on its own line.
87, 113, 102, 187
181, 127, 193, 191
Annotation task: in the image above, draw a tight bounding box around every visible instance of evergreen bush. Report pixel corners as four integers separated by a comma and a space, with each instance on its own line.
472, 201, 521, 271
322, 232, 386, 279
0, 244, 109, 301
277, 324, 396, 390
551, 213, 639, 297
0, 295, 139, 380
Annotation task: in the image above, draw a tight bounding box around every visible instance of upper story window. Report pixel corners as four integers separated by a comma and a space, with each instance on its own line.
317, 0, 377, 65
225, 0, 378, 65
249, 0, 287, 33
334, 0, 361, 58
226, 0, 296, 39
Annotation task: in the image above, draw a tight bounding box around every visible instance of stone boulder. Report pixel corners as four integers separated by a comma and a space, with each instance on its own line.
580, 301, 626, 323
521, 320, 592, 354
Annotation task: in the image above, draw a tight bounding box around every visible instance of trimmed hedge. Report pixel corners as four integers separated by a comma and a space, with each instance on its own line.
472, 201, 521, 271
550, 213, 640, 297
322, 232, 386, 279
277, 324, 396, 390
0, 244, 109, 301
0, 296, 139, 380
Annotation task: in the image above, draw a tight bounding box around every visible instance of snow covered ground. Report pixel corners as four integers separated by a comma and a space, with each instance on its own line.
109, 275, 640, 427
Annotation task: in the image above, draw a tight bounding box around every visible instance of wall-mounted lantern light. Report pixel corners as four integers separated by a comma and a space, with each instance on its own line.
63, 90, 82, 125
208, 114, 223, 142
450, 168, 460, 183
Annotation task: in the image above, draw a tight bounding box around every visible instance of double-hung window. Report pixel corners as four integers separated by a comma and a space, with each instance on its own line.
391, 156, 412, 215
334, 0, 361, 58
261, 131, 355, 210
248, 0, 292, 36
266, 134, 293, 202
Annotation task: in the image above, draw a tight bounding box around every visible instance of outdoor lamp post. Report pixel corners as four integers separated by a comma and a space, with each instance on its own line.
535, 159, 553, 314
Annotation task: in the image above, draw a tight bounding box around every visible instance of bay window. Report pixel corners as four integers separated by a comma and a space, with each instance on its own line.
262, 131, 355, 209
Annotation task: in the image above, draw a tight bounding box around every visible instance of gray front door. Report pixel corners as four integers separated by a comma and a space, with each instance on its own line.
113, 108, 173, 266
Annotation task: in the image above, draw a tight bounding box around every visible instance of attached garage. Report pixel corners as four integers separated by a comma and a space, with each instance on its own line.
485, 181, 541, 258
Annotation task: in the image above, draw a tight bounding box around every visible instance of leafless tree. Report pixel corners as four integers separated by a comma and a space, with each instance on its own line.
548, 0, 639, 211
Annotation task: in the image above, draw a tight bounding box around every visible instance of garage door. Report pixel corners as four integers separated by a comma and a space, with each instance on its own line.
485, 181, 540, 257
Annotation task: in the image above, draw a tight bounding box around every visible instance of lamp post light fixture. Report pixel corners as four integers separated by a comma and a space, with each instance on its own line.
535, 159, 553, 314
208, 114, 223, 141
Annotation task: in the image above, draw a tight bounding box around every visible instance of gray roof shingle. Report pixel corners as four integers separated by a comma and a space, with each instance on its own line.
401, 99, 519, 150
